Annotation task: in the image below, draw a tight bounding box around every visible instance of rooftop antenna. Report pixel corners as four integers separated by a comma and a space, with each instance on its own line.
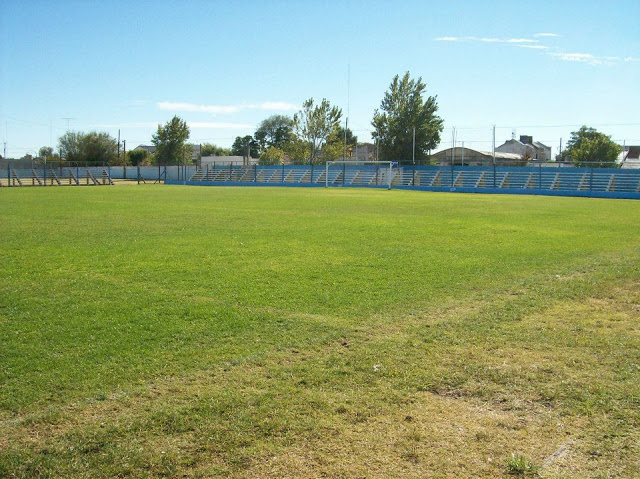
512, 129, 516, 140
62, 117, 76, 131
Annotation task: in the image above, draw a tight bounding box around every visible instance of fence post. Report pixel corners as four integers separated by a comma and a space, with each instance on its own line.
282, 163, 285, 182
310, 164, 314, 184
590, 167, 593, 192
342, 162, 345, 185
376, 163, 379, 185
493, 163, 496, 188
43, 162, 47, 186
538, 163, 542, 189
413, 163, 416, 186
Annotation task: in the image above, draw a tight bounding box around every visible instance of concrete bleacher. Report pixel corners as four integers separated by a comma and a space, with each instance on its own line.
172, 164, 640, 199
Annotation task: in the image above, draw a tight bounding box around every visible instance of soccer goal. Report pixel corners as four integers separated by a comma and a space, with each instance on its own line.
324, 161, 395, 189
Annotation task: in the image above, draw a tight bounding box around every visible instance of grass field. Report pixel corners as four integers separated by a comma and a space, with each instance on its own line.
1, 185, 639, 478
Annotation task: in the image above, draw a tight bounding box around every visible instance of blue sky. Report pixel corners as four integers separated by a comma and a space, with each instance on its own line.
1, 0, 639, 158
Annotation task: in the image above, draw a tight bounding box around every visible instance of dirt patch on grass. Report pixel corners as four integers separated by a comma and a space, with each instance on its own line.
2, 280, 639, 478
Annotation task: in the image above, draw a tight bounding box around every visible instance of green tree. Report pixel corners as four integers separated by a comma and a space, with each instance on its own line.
58, 132, 83, 162
128, 148, 152, 166
82, 132, 118, 163
38, 146, 54, 159
326, 126, 357, 159
563, 126, 621, 168
281, 138, 310, 164
231, 136, 259, 164
254, 115, 294, 153
231, 135, 259, 157
152, 116, 190, 165
259, 146, 285, 165
372, 72, 443, 163
57, 131, 118, 163
201, 143, 231, 157
294, 98, 342, 164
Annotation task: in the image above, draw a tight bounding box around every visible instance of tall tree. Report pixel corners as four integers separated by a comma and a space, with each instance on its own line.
128, 148, 152, 166
57, 131, 117, 163
38, 146, 54, 158
294, 98, 342, 164
254, 115, 294, 152
563, 126, 621, 168
231, 135, 259, 164
201, 143, 231, 157
259, 146, 285, 165
372, 72, 443, 163
152, 116, 190, 165
58, 132, 83, 163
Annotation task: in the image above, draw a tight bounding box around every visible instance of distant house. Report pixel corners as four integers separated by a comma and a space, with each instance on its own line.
135, 144, 201, 160
431, 147, 522, 165
496, 135, 551, 161
351, 143, 376, 162
620, 145, 640, 169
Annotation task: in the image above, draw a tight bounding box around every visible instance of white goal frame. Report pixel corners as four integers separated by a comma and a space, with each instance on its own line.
324, 161, 395, 190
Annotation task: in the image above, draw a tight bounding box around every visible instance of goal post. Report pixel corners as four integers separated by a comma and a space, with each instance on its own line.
324, 160, 395, 190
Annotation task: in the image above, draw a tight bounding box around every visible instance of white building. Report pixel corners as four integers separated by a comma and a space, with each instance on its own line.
496, 136, 551, 161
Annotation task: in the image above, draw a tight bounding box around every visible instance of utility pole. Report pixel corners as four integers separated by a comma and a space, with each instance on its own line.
492, 125, 496, 165
451, 127, 456, 165
559, 138, 562, 162
118, 130, 121, 163
412, 127, 416, 165
343, 118, 348, 161
492, 125, 497, 188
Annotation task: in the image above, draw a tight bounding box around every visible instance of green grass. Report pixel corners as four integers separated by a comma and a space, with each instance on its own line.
1, 185, 639, 478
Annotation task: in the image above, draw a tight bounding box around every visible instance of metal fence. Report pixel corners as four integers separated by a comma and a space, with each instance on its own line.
4, 161, 639, 199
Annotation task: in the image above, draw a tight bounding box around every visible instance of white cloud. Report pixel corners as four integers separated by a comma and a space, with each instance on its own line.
435, 36, 538, 44
436, 33, 636, 67
547, 52, 634, 66
157, 101, 298, 114
549, 52, 600, 64
516, 44, 549, 50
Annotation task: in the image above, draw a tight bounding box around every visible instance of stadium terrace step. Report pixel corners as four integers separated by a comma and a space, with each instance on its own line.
31, 169, 43, 186
11, 170, 23, 186
48, 170, 62, 186
101, 170, 114, 185
189, 169, 204, 181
